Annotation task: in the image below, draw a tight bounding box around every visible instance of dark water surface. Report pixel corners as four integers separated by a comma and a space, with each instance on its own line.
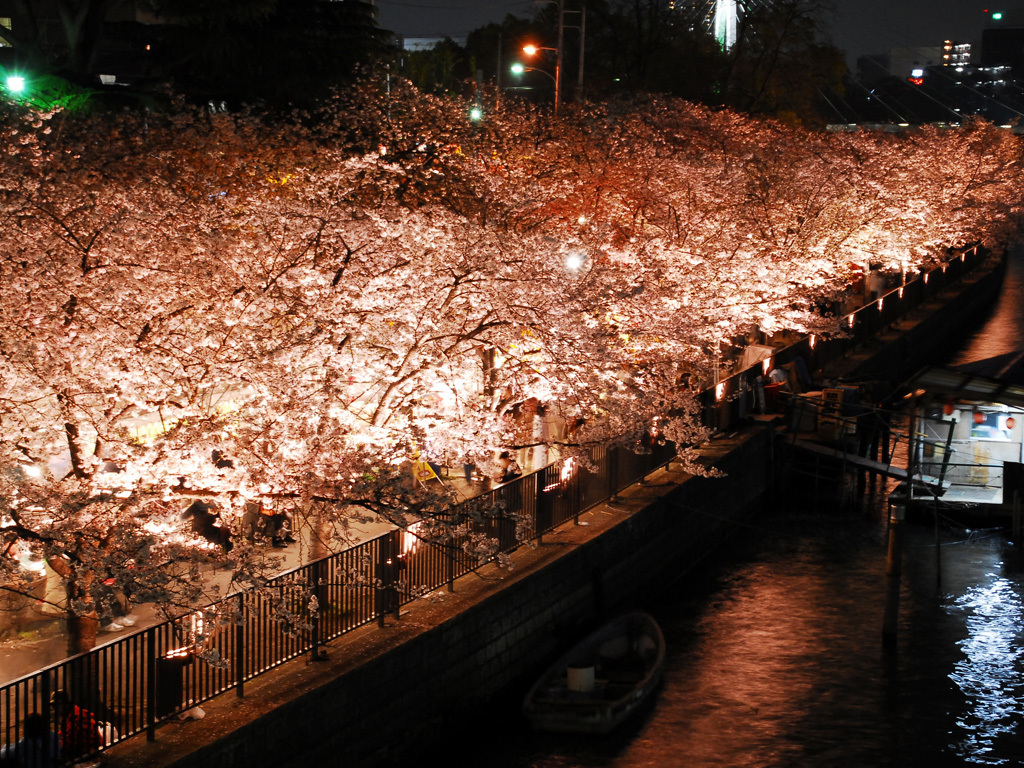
426, 250, 1024, 768
435, 492, 1024, 768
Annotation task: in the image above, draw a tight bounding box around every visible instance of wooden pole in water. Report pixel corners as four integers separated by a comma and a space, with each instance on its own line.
934, 496, 941, 591
882, 495, 904, 645
883, 392, 919, 645
1014, 490, 1021, 545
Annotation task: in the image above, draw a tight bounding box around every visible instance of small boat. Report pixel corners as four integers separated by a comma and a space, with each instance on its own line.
523, 611, 666, 734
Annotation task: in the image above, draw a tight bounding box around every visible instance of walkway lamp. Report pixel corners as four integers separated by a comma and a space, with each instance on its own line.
510, 62, 558, 97
5, 75, 25, 95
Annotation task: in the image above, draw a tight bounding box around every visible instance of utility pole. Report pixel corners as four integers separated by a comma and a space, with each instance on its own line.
555, 0, 564, 113
577, 8, 586, 101
496, 30, 503, 107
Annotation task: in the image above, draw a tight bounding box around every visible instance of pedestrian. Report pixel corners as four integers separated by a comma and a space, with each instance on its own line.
493, 451, 522, 484
182, 499, 232, 552
50, 690, 102, 763
0, 712, 60, 767
868, 264, 887, 301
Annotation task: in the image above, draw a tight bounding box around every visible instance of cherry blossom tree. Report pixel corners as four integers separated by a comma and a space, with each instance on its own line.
1, 85, 1021, 653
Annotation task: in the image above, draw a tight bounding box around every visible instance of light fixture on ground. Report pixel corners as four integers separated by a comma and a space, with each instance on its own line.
5, 75, 25, 94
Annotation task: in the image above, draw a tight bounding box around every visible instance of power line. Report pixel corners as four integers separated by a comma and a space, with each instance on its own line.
377, 0, 533, 10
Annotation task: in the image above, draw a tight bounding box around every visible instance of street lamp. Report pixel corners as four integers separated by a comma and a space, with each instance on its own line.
521, 43, 560, 110
5, 75, 25, 94
511, 61, 557, 88
525, 1, 586, 111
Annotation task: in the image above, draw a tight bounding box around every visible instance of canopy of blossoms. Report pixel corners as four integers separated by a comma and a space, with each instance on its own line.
1, 85, 1021, 650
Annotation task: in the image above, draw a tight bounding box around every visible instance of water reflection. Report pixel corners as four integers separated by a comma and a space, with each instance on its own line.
953, 247, 1024, 364
949, 577, 1024, 765
428, 496, 1024, 768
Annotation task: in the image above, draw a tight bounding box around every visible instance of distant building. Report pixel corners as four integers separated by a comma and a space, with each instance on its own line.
981, 27, 1024, 73
942, 40, 971, 68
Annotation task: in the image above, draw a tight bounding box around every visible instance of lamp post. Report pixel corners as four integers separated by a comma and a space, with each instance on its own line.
521, 44, 560, 111
521, 0, 586, 111
510, 61, 558, 101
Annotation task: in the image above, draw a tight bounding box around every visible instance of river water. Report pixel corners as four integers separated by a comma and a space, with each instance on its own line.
432, 250, 1024, 768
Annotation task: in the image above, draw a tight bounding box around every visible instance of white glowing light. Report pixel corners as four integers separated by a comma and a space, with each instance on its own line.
561, 457, 577, 483
401, 522, 422, 557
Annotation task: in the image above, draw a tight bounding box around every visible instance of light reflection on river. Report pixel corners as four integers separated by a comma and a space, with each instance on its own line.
435, 492, 1024, 768
426, 249, 1024, 768
953, 246, 1024, 365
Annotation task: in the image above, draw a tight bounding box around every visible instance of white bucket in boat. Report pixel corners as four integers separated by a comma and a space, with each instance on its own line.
567, 664, 595, 692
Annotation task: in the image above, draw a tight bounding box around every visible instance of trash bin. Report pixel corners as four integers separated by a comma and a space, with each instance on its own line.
155, 650, 192, 717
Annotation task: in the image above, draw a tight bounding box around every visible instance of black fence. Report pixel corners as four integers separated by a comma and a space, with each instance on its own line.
0, 441, 675, 759
0, 245, 988, 759
700, 246, 987, 433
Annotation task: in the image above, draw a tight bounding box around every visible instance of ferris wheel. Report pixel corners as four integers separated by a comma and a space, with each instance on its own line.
691, 0, 775, 50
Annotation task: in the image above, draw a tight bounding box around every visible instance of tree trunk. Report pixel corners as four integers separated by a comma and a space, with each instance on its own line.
65, 610, 100, 656
48, 557, 100, 655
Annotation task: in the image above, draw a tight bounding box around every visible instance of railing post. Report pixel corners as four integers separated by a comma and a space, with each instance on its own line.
145, 626, 157, 741
376, 530, 400, 627
310, 560, 326, 662
234, 595, 245, 698
447, 540, 456, 592
573, 458, 582, 525
609, 445, 619, 502
41, 670, 53, 745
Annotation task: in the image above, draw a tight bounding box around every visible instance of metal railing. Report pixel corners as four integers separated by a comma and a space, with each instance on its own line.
0, 244, 990, 757
699, 245, 989, 434
0, 441, 675, 758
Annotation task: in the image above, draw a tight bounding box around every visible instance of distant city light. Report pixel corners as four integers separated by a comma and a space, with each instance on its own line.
469, 105, 483, 121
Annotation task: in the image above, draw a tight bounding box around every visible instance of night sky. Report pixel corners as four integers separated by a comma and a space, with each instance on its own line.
374, 0, 1000, 65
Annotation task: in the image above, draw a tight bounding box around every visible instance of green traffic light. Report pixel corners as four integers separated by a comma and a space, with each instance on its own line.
993, 12, 1003, 19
